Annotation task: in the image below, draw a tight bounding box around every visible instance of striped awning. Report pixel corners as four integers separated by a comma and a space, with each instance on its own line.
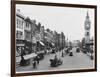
39, 41, 45, 46
16, 53, 37, 63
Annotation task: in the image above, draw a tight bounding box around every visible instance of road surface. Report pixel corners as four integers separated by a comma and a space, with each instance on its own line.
16, 47, 94, 73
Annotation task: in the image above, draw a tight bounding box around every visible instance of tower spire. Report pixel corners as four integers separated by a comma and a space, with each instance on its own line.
86, 11, 89, 18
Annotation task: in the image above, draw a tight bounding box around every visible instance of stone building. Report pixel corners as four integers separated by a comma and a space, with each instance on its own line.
24, 17, 33, 54
84, 11, 91, 44
16, 9, 25, 56
83, 11, 94, 53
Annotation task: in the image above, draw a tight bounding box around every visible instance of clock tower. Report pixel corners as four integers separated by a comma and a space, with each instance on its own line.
84, 11, 91, 44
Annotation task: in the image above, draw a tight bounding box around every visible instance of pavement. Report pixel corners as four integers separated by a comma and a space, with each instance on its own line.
16, 47, 94, 73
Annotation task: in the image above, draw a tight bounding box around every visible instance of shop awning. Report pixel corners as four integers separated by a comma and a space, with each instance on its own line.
17, 44, 25, 46
16, 53, 37, 63
39, 41, 45, 46
24, 53, 37, 60
51, 43, 55, 46
36, 50, 44, 54
16, 40, 25, 46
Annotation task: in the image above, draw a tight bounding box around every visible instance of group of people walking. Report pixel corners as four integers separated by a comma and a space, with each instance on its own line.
61, 47, 73, 57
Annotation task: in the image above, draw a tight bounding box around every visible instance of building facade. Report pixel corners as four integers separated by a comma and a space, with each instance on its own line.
24, 17, 33, 54
16, 9, 67, 55
16, 9, 26, 56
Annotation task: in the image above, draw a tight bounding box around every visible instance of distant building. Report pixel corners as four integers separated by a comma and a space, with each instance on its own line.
60, 32, 66, 49
35, 22, 42, 42
40, 26, 45, 42
30, 20, 37, 52
31, 20, 37, 44
52, 31, 66, 50
73, 40, 78, 47
24, 17, 36, 54
44, 29, 53, 48
24, 17, 32, 42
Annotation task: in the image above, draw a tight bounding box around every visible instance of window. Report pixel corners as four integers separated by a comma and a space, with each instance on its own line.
25, 31, 31, 41
16, 31, 23, 39
26, 22, 29, 28
16, 18, 24, 29
87, 32, 89, 36
21, 21, 23, 29
18, 20, 20, 28
16, 18, 19, 28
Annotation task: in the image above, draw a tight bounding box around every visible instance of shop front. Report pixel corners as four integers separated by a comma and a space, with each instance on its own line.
24, 40, 32, 54
16, 40, 25, 56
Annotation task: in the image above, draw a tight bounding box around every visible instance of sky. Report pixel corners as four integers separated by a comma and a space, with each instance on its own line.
16, 4, 95, 42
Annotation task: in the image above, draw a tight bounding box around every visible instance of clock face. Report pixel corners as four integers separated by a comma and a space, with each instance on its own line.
85, 24, 90, 30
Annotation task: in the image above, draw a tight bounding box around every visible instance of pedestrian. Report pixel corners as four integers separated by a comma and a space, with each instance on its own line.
37, 57, 39, 64
44, 49, 47, 55
20, 56, 26, 66
90, 49, 93, 60
33, 60, 37, 69
61, 51, 64, 57
48, 50, 50, 55
54, 55, 58, 62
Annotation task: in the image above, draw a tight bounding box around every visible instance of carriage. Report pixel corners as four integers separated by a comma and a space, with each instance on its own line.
50, 58, 63, 67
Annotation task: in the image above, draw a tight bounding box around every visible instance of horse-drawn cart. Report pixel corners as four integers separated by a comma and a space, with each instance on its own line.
50, 58, 63, 67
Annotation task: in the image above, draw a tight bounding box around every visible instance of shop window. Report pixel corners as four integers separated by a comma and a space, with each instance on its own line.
26, 22, 29, 28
